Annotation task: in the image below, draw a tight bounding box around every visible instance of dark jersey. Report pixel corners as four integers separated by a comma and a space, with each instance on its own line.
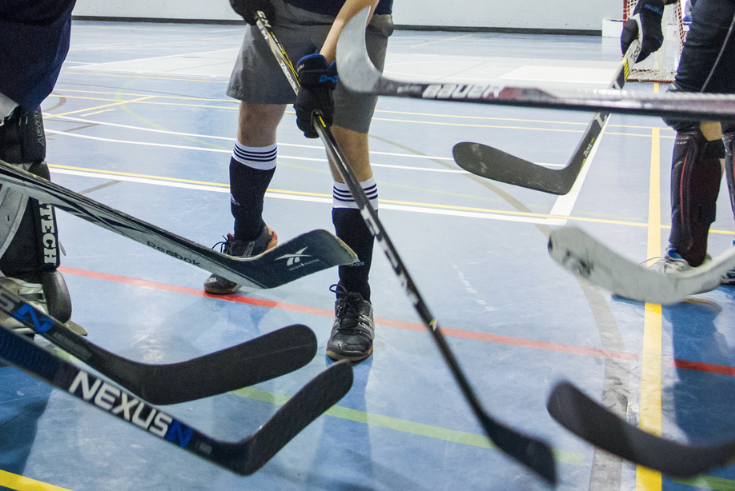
0, 0, 76, 111
284, 0, 393, 16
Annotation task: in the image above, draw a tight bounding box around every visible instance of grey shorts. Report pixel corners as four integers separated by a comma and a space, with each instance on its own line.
227, 0, 393, 134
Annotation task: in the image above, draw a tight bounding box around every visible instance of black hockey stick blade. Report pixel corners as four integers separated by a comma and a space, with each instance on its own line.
0, 160, 357, 290
260, 10, 556, 483
0, 322, 352, 475
548, 226, 735, 305
453, 142, 582, 195
451, 41, 640, 195
336, 9, 735, 121
547, 380, 735, 477
0, 284, 318, 405
237, 360, 353, 474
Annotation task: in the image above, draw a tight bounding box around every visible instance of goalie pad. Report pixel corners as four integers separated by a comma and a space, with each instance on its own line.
668, 129, 724, 267
0, 107, 61, 277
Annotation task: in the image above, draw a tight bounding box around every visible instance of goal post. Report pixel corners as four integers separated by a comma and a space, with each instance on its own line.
623, 0, 687, 83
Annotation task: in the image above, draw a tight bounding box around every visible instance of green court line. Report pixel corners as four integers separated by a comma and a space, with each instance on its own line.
231, 386, 584, 466
674, 475, 735, 490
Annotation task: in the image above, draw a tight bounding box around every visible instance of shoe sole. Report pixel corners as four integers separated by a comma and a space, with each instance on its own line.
326, 345, 373, 363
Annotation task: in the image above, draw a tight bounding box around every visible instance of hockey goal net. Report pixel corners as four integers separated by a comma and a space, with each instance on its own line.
623, 0, 687, 83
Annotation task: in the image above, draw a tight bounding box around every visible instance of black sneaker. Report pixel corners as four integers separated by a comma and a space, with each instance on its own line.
204, 225, 278, 295
327, 287, 374, 362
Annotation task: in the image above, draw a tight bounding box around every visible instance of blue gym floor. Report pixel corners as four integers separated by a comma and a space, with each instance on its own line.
1, 20, 734, 491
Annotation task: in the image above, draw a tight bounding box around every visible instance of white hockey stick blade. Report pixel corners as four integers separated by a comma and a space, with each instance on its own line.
548, 226, 735, 305
337, 9, 735, 121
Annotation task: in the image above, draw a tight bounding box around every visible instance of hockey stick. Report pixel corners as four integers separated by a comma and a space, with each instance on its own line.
547, 380, 735, 477
451, 40, 640, 195
0, 161, 357, 291
254, 9, 557, 484
0, 283, 318, 405
547, 226, 735, 305
336, 9, 735, 121
0, 320, 353, 475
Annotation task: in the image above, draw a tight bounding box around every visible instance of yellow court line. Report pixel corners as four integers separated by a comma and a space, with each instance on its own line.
637, 125, 664, 490
49, 163, 649, 226
0, 469, 71, 491
45, 96, 155, 119
48, 164, 734, 234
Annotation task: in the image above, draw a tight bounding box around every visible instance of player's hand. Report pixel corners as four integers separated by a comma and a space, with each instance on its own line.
294, 54, 338, 139
621, 0, 666, 62
229, 0, 275, 25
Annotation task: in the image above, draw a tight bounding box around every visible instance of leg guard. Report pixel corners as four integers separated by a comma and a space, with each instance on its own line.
668, 129, 725, 267
0, 108, 70, 323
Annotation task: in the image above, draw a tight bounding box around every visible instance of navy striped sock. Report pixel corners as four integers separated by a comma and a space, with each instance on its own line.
332, 178, 378, 300
229, 141, 277, 241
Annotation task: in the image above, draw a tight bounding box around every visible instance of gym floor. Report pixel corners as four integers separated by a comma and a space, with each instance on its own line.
1, 20, 734, 491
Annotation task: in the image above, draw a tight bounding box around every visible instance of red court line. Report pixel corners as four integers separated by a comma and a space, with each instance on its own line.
59, 266, 639, 362
671, 358, 735, 377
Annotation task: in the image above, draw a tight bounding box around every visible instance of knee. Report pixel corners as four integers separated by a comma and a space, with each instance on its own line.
237, 103, 284, 145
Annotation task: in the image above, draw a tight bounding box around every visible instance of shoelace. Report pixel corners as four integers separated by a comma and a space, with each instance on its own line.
212, 235, 231, 253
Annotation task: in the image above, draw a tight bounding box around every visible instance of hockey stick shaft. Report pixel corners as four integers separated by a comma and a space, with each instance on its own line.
255, 10, 557, 484
452, 40, 639, 195
0, 281, 318, 404
0, 161, 357, 290
336, 9, 735, 121
0, 321, 352, 475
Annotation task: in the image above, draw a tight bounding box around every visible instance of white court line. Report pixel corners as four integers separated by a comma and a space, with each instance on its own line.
48, 115, 456, 161
48, 116, 564, 169
547, 119, 608, 222
44, 129, 468, 173
50, 168, 563, 226
72, 48, 238, 69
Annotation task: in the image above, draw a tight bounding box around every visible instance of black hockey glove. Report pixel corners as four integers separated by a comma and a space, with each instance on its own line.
294, 54, 338, 139
621, 0, 666, 62
229, 0, 275, 25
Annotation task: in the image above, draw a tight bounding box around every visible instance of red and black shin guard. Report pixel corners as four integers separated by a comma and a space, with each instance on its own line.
668, 130, 724, 267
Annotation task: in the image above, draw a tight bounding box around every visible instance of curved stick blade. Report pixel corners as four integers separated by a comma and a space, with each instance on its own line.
548, 381, 735, 477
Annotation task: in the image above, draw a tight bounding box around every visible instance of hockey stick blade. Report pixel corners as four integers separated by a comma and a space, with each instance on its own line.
0, 284, 318, 404
0, 323, 353, 475
451, 41, 639, 195
548, 226, 735, 305
259, 8, 557, 484
547, 381, 735, 477
0, 161, 357, 290
337, 10, 735, 121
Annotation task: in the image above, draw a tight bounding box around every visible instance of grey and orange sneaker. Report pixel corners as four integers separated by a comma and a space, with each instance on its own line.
203, 225, 278, 295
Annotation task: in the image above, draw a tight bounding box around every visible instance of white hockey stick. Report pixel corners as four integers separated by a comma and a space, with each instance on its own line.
336, 8, 735, 121
548, 226, 735, 305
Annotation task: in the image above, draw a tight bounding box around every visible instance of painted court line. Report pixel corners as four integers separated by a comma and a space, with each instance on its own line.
57, 266, 637, 362
0, 469, 71, 491
49, 165, 632, 228
50, 115, 456, 161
